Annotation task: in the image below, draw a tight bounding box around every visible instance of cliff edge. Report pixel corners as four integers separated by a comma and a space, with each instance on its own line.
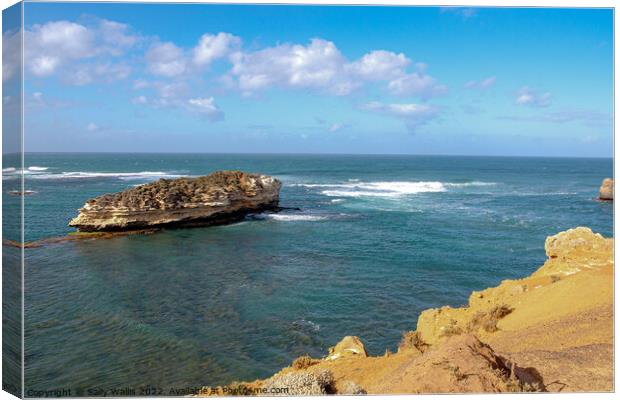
69, 170, 281, 232
198, 227, 613, 394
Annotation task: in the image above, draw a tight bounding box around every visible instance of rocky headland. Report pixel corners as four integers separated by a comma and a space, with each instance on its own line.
197, 227, 613, 395
69, 171, 281, 232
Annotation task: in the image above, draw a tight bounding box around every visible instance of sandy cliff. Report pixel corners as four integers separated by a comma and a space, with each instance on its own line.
198, 227, 613, 395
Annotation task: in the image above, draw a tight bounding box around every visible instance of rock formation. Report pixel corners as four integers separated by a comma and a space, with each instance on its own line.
326, 336, 368, 360
198, 227, 613, 394
69, 171, 281, 232
599, 178, 613, 201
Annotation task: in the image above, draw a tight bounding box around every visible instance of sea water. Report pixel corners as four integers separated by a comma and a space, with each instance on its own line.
5, 153, 612, 392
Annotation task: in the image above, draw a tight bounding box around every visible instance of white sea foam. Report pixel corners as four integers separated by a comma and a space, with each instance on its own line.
26, 171, 186, 181
318, 181, 447, 198
445, 181, 498, 188
27, 166, 48, 171
294, 180, 498, 198
293, 319, 321, 332
263, 214, 328, 222
2, 167, 16, 173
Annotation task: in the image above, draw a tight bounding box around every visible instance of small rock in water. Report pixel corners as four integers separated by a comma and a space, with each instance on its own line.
598, 178, 613, 201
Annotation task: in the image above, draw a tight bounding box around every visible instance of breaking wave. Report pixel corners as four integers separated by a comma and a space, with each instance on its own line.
294, 180, 497, 198
259, 214, 328, 222
25, 171, 186, 181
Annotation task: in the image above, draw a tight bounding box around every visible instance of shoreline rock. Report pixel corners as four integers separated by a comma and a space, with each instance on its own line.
199, 227, 613, 394
69, 170, 281, 232
598, 178, 613, 201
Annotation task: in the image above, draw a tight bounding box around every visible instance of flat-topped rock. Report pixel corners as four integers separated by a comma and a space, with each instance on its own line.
69, 170, 281, 232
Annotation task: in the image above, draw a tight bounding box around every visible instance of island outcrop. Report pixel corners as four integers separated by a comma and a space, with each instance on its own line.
69, 170, 281, 232
197, 227, 613, 395
599, 178, 614, 201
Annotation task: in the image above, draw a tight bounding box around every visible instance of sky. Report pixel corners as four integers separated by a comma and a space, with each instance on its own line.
2, 3, 614, 156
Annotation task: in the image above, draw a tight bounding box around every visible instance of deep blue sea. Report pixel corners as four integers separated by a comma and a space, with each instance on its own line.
5, 153, 613, 393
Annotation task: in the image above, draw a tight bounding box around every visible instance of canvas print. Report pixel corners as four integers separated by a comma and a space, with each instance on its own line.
1, 2, 614, 397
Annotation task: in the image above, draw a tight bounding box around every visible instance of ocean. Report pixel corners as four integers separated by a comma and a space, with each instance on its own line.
4, 153, 613, 393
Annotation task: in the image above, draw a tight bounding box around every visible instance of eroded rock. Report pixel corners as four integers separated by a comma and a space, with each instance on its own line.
327, 336, 368, 360
599, 178, 613, 201
69, 170, 281, 232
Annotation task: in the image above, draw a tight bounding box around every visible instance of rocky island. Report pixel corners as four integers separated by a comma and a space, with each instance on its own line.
69, 170, 281, 232
197, 227, 613, 395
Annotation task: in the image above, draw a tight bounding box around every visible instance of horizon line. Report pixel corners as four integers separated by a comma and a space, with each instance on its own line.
2, 151, 613, 159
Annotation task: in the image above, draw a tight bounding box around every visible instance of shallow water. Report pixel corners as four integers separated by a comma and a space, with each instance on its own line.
10, 153, 612, 393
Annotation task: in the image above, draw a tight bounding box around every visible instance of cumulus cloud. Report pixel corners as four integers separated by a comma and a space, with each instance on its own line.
145, 42, 187, 77
145, 33, 240, 77
24, 18, 139, 81
71, 62, 131, 85
227, 38, 445, 97
362, 101, 441, 132
187, 97, 224, 121
193, 32, 241, 66
25, 21, 94, 77
98, 19, 139, 55
87, 122, 99, 132
464, 76, 496, 90
3, 29, 21, 81
347, 50, 409, 80
388, 73, 448, 98
514, 86, 552, 108
228, 38, 356, 95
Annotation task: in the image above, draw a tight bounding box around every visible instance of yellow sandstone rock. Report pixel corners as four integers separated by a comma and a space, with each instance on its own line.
326, 336, 368, 360
198, 227, 613, 394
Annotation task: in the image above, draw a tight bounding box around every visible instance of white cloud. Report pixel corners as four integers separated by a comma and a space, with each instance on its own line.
24, 19, 138, 81
187, 97, 223, 121
362, 101, 441, 132
132, 80, 188, 103
25, 21, 95, 77
132, 79, 222, 122
193, 32, 241, 66
227, 38, 445, 97
71, 63, 131, 85
98, 19, 139, 55
87, 122, 99, 132
145, 42, 187, 77
3, 29, 21, 81
515, 86, 551, 108
464, 76, 496, 90
387, 73, 448, 97
347, 50, 409, 80
229, 38, 356, 95
328, 122, 349, 132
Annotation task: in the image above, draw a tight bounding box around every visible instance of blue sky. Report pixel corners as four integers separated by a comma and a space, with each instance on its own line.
5, 4, 614, 156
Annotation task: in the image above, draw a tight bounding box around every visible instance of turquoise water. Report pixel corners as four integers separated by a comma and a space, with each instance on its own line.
9, 153, 612, 394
